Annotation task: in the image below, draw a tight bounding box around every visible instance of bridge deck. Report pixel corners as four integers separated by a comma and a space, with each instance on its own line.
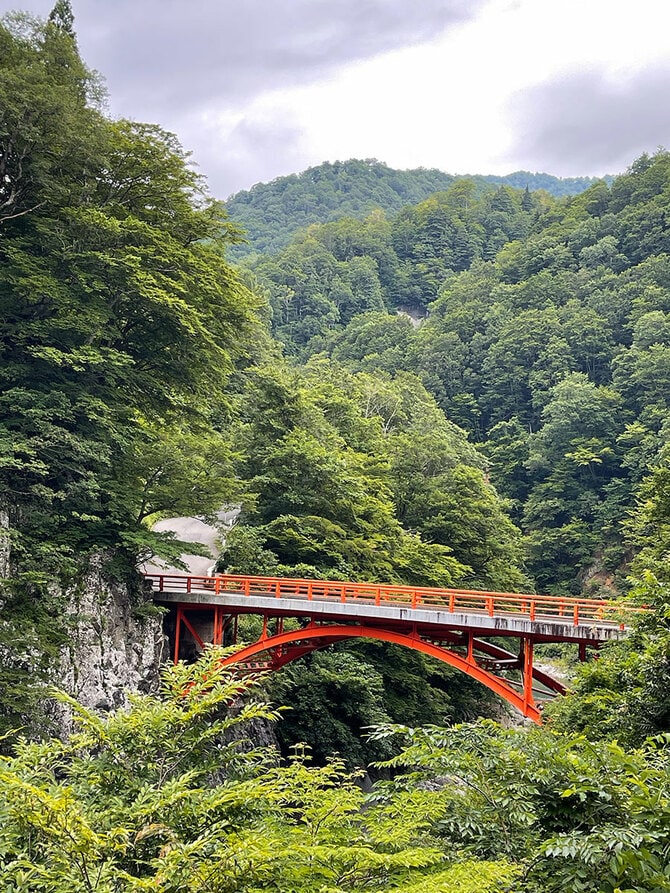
146, 573, 638, 644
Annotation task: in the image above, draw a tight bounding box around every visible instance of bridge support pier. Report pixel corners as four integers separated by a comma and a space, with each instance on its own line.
521, 638, 535, 713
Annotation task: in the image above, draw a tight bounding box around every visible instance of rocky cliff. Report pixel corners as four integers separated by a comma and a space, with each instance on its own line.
53, 557, 166, 734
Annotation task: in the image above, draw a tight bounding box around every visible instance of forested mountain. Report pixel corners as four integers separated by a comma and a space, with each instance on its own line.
225, 158, 605, 257
4, 7, 670, 893
245, 157, 670, 596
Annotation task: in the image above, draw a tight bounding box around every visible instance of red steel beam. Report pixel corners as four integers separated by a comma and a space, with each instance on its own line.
219, 624, 545, 723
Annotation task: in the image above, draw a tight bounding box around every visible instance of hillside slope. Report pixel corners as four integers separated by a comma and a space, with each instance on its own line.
243, 152, 670, 596
225, 158, 606, 257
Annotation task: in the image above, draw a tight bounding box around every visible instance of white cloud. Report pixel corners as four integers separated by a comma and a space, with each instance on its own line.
3, 0, 670, 192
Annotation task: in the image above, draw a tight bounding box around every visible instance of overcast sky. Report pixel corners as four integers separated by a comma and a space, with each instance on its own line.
2, 0, 670, 198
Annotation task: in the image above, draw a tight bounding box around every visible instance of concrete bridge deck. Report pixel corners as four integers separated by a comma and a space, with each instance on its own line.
152, 588, 627, 644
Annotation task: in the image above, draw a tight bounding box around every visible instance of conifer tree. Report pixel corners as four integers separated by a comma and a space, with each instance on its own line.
48, 0, 75, 37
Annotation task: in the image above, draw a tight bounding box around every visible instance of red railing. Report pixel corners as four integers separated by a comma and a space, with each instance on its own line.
143, 573, 645, 628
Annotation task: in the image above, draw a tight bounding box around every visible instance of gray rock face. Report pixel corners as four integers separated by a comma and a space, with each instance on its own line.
0, 510, 10, 582
54, 557, 166, 735
54, 557, 281, 752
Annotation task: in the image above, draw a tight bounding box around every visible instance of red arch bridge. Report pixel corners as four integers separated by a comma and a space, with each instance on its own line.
143, 573, 643, 724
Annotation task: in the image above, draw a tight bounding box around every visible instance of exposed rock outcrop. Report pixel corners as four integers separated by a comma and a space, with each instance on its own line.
53, 557, 166, 735
142, 509, 239, 577
0, 510, 10, 581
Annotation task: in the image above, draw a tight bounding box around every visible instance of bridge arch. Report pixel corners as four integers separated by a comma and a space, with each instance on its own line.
148, 571, 631, 726
220, 624, 550, 723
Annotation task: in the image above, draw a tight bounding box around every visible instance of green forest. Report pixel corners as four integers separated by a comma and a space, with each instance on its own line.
225, 161, 605, 258
2, 6, 670, 891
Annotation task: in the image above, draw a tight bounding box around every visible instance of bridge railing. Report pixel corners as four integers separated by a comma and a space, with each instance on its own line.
144, 573, 645, 627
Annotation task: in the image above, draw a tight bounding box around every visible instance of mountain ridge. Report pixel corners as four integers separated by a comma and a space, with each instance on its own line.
224, 158, 612, 257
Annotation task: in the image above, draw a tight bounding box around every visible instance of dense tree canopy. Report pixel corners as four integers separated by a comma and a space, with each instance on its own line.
225, 158, 607, 258
0, 8, 263, 735
222, 360, 525, 591
0, 12, 261, 581
243, 150, 670, 595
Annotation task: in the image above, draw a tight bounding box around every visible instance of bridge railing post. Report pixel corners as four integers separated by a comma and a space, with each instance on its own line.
213, 606, 222, 645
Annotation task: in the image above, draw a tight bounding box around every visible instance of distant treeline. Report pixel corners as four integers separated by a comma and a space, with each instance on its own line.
225, 158, 610, 256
